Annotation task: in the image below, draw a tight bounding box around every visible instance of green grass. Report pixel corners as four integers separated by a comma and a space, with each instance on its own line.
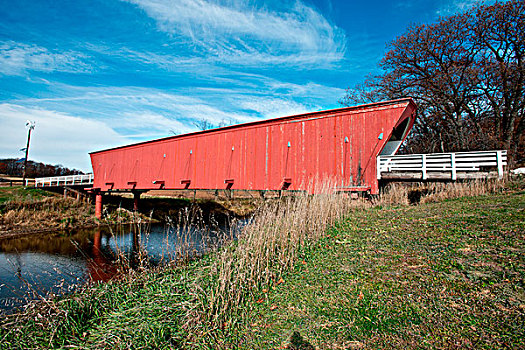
0, 264, 198, 349
0, 186, 54, 206
1, 190, 523, 349
246, 193, 525, 349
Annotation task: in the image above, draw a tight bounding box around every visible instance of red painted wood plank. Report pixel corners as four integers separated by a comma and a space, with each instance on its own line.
90, 99, 416, 194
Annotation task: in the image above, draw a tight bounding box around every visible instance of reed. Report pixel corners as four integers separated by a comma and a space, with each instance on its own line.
184, 181, 367, 344
0, 197, 95, 232
182, 177, 514, 344
376, 176, 509, 206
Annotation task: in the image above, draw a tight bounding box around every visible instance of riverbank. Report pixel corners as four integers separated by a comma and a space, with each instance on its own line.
1, 179, 523, 348
0, 187, 257, 239
0, 187, 98, 237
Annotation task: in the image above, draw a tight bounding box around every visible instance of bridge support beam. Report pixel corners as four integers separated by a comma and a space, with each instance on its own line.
133, 191, 141, 212
95, 193, 103, 219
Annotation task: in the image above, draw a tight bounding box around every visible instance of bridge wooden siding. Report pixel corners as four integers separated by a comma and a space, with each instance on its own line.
89, 99, 417, 196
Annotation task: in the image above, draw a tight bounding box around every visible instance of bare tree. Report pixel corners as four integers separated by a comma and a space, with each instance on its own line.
192, 118, 215, 131
472, 0, 525, 160
341, 0, 524, 164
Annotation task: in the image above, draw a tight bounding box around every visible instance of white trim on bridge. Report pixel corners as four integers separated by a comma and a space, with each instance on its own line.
33, 174, 94, 187
377, 150, 507, 180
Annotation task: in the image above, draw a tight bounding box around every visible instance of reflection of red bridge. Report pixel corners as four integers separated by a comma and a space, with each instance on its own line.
88, 228, 144, 281
88, 229, 117, 282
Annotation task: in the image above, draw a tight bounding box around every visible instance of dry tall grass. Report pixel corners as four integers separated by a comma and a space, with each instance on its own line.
183, 177, 512, 341
0, 197, 95, 232
377, 177, 509, 206
185, 181, 366, 337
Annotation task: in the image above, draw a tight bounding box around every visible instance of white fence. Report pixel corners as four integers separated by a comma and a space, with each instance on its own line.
33, 174, 94, 187
377, 150, 507, 180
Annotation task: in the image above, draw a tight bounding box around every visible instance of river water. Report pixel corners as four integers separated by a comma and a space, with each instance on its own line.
0, 221, 237, 314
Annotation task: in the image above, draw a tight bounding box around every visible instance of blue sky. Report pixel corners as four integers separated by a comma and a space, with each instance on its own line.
0, 0, 492, 171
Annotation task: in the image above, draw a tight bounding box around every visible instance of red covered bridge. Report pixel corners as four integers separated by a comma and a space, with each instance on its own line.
88, 98, 417, 217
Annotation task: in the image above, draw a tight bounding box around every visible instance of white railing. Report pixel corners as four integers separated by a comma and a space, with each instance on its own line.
33, 173, 94, 187
377, 150, 507, 180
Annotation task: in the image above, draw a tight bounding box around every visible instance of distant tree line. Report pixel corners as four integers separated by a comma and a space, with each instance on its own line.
0, 159, 84, 178
340, 0, 524, 165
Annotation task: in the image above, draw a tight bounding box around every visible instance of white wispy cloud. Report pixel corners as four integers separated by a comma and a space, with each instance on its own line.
0, 42, 93, 76
0, 104, 128, 171
108, 112, 196, 138
263, 80, 346, 100
437, 0, 495, 15
239, 97, 311, 119
123, 0, 346, 67
16, 76, 345, 123
16, 84, 260, 123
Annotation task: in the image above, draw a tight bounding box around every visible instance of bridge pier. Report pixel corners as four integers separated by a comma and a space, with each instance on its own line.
95, 193, 103, 220
133, 191, 141, 212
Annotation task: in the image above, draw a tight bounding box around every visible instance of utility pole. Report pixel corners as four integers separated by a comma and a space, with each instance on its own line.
22, 120, 35, 187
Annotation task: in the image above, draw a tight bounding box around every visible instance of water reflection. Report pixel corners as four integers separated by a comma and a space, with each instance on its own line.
0, 221, 238, 314
89, 229, 118, 283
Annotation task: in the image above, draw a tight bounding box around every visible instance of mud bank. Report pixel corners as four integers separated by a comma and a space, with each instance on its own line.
0, 190, 260, 239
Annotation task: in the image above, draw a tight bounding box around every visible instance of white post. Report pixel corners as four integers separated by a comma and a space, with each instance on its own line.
422, 154, 427, 180
451, 153, 457, 180
377, 156, 381, 180
496, 151, 503, 179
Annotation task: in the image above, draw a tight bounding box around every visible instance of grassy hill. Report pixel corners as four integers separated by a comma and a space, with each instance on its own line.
248, 192, 524, 348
